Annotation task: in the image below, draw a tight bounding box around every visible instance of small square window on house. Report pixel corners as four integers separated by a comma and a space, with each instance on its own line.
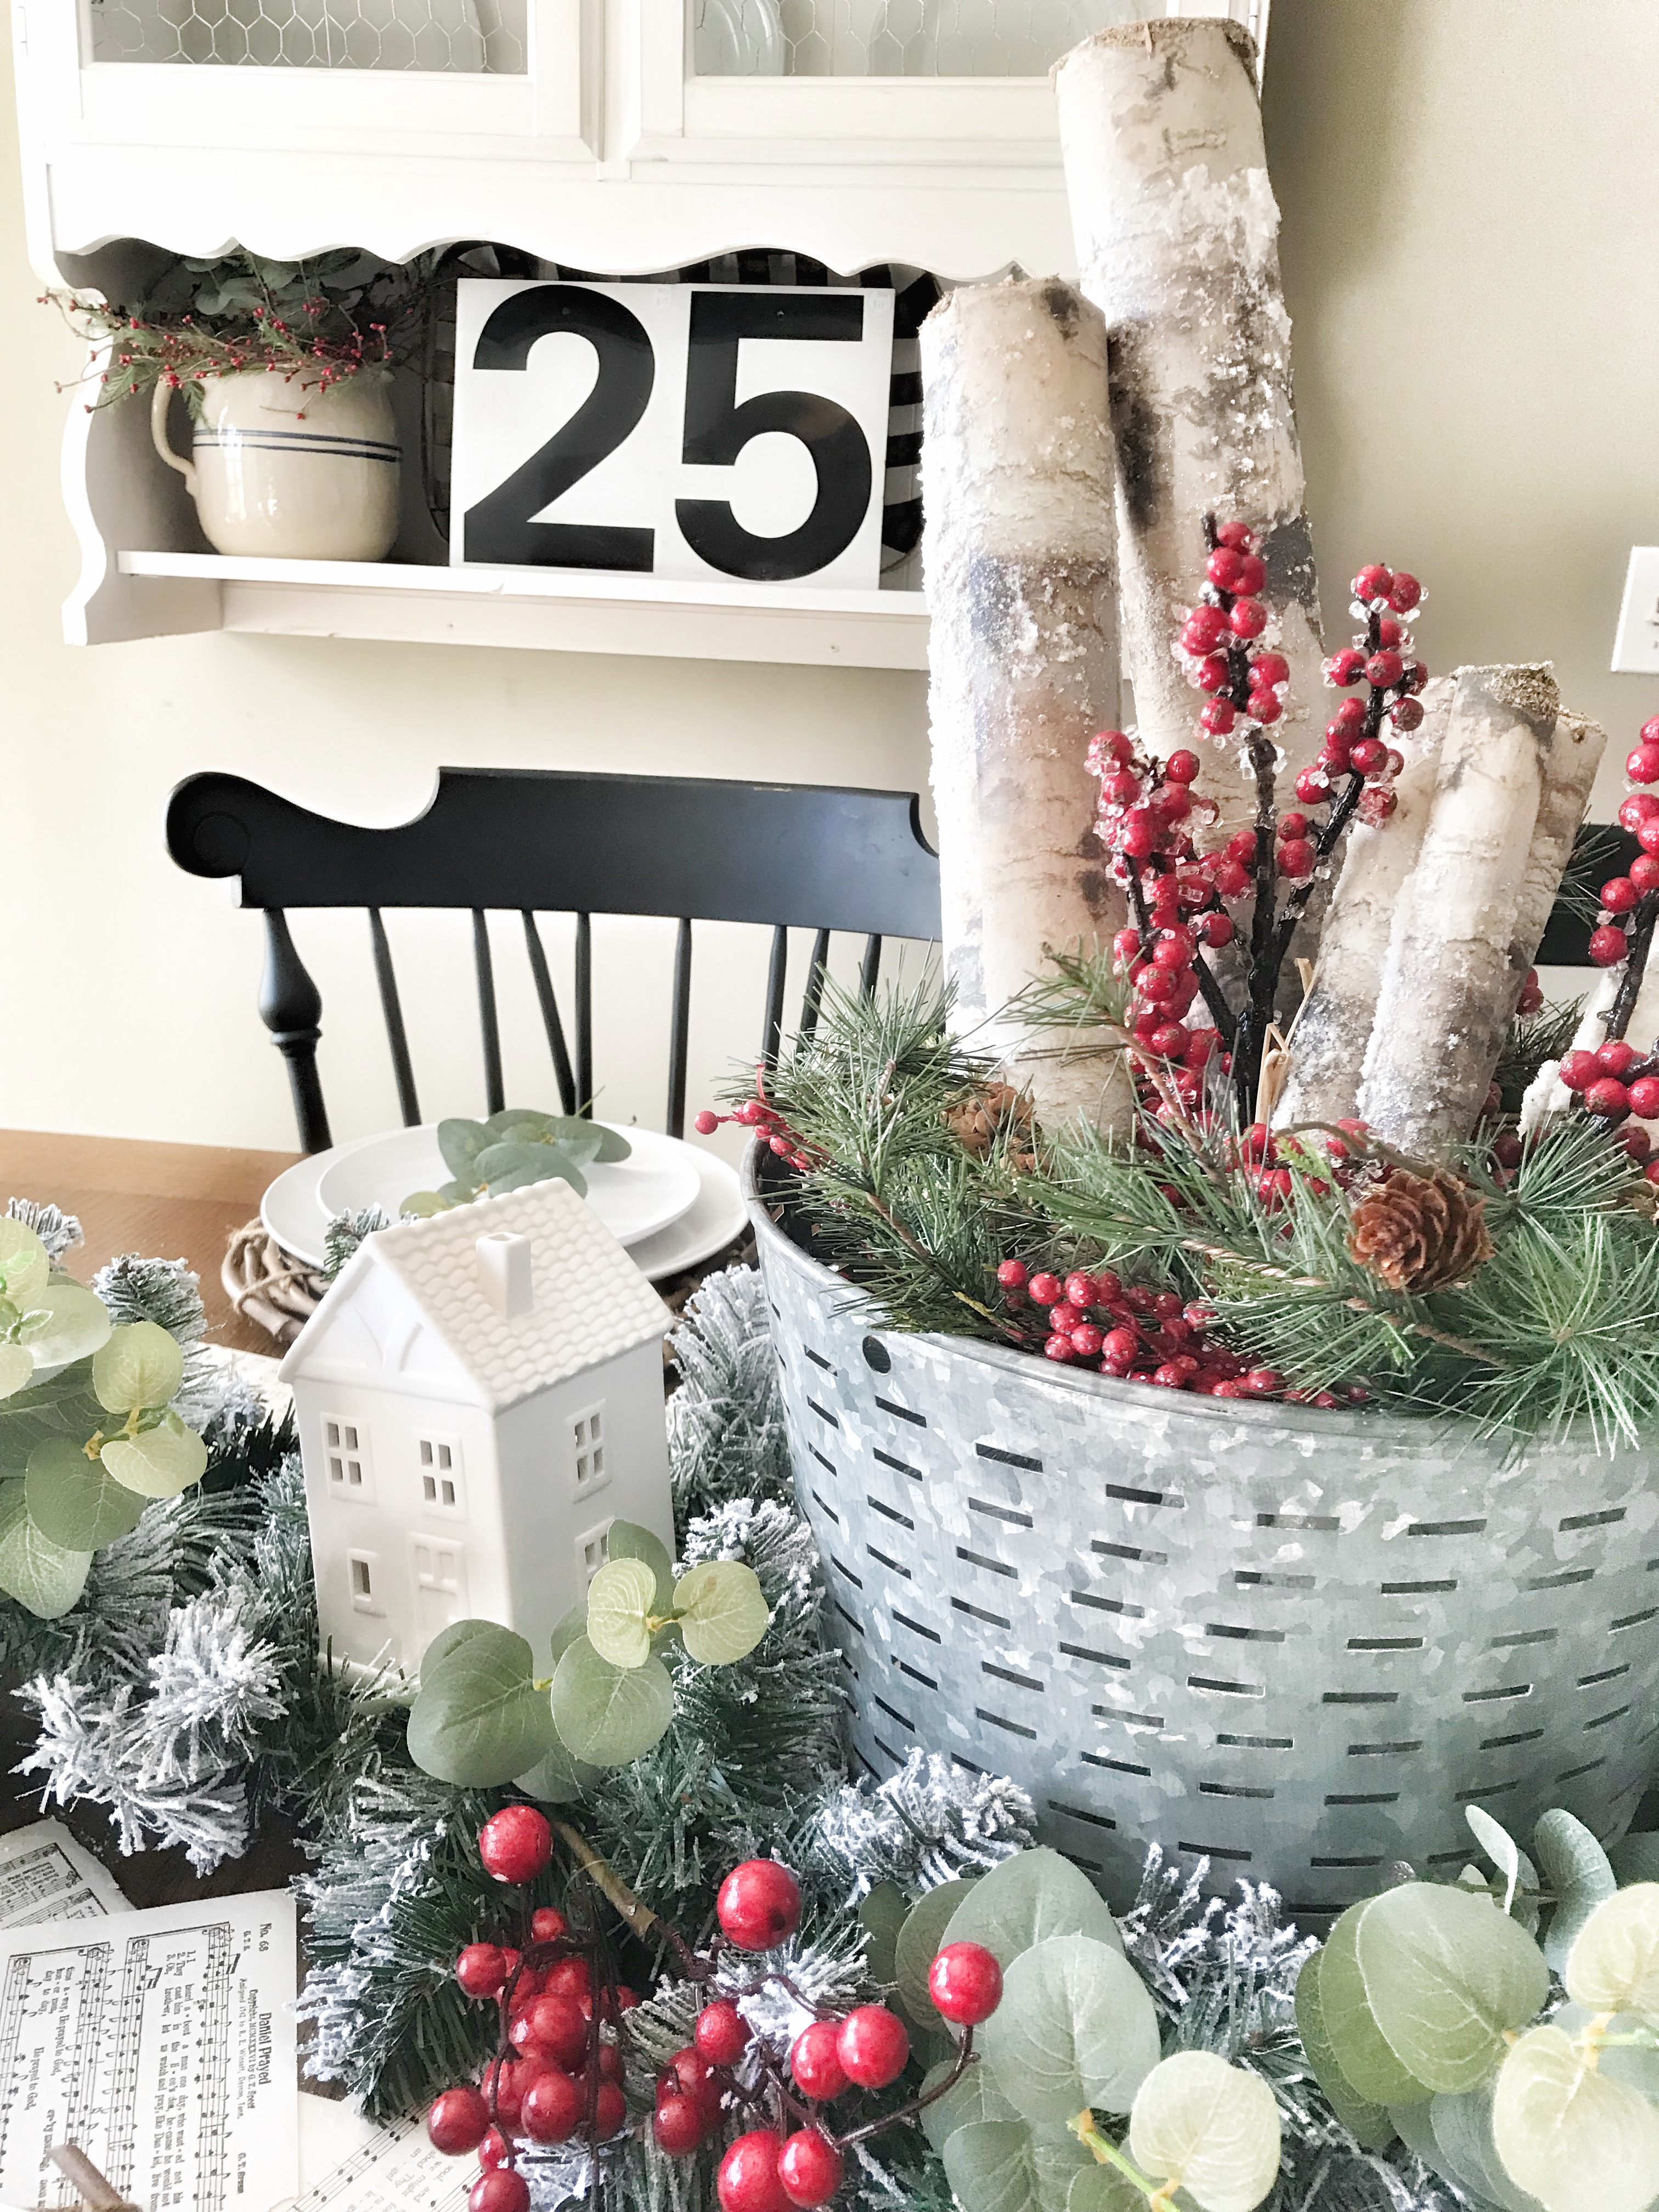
347, 1549, 384, 1616
577, 1521, 613, 1582
417, 1436, 466, 1515
571, 1403, 609, 1500
323, 1417, 373, 1499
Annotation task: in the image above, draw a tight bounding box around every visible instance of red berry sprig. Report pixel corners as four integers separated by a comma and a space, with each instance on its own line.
427, 1829, 1003, 2210
695, 1069, 819, 1172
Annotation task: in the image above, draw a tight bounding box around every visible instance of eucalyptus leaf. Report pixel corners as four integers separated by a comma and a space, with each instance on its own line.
0, 1345, 33, 1400
860, 1883, 909, 1987
92, 1320, 184, 1414
673, 1560, 771, 1664
585, 1556, 658, 1669
1066, 2170, 1146, 2212
100, 1412, 207, 1498
400, 1191, 448, 1218
918, 2055, 1018, 2155
474, 1141, 586, 1198
1317, 1903, 1430, 2109
1492, 2025, 1659, 2212
943, 1848, 1124, 1973
898, 1880, 978, 2029
1127, 2052, 1281, 2212
1293, 1949, 1396, 2149
17, 1281, 112, 1370
25, 1437, 146, 1549
1564, 1884, 1659, 2019
550, 1126, 607, 1169
1534, 1808, 1619, 1974
0, 1221, 50, 1310
1610, 1834, 1659, 1885
1466, 1806, 1523, 1917
980, 1933, 1160, 2124
540, 1117, 631, 1163
0, 1488, 92, 1618
1355, 1883, 1549, 2095
550, 1601, 590, 1667
1424, 2087, 1551, 2212
515, 1736, 601, 1806
942, 2119, 1093, 2212
550, 1635, 673, 1766
605, 1520, 674, 1611
437, 1118, 495, 1178
0, 1361, 103, 1472
407, 1619, 558, 1786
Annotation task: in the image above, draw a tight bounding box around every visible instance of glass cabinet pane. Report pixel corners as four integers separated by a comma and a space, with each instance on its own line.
689, 0, 1154, 78
85, 0, 528, 70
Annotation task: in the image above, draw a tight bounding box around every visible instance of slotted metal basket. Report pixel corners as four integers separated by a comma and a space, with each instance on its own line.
745, 1152, 1659, 1916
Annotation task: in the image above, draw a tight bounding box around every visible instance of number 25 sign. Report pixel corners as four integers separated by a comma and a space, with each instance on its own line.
451, 280, 895, 591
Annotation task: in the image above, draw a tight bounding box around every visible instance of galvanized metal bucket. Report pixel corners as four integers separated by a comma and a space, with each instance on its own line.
745, 1151, 1659, 1916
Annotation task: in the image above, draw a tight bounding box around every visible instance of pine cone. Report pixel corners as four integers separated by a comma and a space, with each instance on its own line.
945, 1081, 1034, 1166
1346, 1166, 1494, 1294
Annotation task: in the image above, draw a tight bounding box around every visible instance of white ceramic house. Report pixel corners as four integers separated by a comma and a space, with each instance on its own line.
280, 1178, 675, 1675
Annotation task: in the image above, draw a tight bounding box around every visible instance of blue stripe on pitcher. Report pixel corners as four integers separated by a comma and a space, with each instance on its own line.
195, 430, 400, 463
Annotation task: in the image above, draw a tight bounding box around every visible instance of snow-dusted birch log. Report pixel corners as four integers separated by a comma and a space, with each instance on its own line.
919, 279, 1135, 1135
1359, 664, 1560, 1160
1509, 708, 1609, 985
1054, 19, 1325, 828
1271, 678, 1454, 1130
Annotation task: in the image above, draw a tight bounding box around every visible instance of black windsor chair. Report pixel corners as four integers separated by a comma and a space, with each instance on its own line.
165, 768, 943, 1154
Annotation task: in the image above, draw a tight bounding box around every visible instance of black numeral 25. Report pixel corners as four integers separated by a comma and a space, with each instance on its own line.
463, 286, 873, 583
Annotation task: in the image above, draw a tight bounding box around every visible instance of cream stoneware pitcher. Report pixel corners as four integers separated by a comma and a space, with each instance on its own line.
151, 369, 400, 560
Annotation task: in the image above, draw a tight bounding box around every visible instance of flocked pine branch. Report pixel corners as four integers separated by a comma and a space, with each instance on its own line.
665, 1267, 794, 1521
5, 1198, 83, 1257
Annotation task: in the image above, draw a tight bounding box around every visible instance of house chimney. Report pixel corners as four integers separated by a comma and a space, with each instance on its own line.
476, 1232, 533, 1317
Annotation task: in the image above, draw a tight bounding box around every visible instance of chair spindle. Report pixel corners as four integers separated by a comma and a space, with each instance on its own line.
667, 918, 693, 1140
860, 934, 883, 999
799, 928, 832, 1040
521, 913, 577, 1116
259, 909, 331, 1154
575, 913, 593, 1118
472, 910, 505, 1116
761, 924, 789, 1069
368, 910, 421, 1127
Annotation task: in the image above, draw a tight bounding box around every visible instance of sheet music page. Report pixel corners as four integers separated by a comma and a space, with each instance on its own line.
291, 2108, 469, 2212
0, 1823, 129, 1929
0, 1889, 298, 2212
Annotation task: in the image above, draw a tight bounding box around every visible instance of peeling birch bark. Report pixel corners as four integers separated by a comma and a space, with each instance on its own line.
1054, 18, 1325, 831
919, 279, 1134, 1135
1509, 708, 1609, 982
1359, 664, 1560, 1160
1272, 678, 1454, 1130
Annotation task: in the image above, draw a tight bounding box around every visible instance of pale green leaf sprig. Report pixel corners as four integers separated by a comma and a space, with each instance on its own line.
405, 1520, 771, 1785
1298, 1804, 1659, 2212
0, 1219, 111, 1401
906, 1848, 1282, 2212
402, 1109, 632, 1217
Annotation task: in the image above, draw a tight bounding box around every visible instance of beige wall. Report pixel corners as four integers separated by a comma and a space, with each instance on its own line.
3, 0, 1657, 1154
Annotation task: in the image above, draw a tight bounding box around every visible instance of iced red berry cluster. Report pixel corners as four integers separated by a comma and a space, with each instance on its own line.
1593, 715, 1659, 971
1309, 561, 1429, 828
695, 1085, 816, 1171
1558, 1037, 1659, 1178
991, 1246, 1358, 1406
425, 1815, 1002, 2212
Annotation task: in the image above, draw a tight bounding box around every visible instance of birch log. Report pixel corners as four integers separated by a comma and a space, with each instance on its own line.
1358, 665, 1560, 1159
1054, 19, 1325, 827
919, 279, 1134, 1134
1271, 679, 1454, 1130
1509, 708, 1609, 982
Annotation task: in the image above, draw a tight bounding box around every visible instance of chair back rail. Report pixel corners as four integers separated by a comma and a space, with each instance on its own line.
167, 767, 943, 1153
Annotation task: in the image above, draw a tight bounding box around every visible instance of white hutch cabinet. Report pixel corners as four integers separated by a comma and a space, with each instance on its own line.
13, 0, 1268, 663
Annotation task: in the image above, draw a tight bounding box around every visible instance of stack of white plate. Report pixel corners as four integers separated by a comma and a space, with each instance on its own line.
262, 1123, 746, 1282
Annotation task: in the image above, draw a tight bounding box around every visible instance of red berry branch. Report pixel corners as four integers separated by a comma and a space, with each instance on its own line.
425, 1808, 1004, 2212
1092, 524, 1428, 1125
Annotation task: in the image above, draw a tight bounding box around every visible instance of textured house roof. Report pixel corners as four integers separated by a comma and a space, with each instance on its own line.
281, 1177, 674, 1412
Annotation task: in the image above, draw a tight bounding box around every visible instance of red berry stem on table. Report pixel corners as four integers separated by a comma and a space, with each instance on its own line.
426, 1810, 1004, 2211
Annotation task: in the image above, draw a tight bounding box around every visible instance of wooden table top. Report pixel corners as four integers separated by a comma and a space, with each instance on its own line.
1, 1128, 304, 1358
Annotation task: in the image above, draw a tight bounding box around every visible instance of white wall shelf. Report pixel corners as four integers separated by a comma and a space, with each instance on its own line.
116, 549, 932, 669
